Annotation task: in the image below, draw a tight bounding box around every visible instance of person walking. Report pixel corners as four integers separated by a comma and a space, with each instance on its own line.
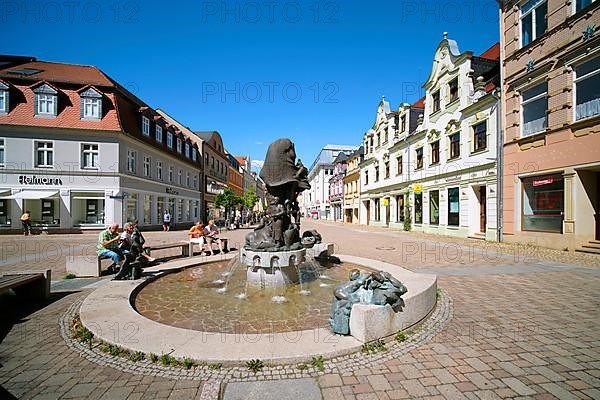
162, 210, 172, 231
20, 210, 32, 236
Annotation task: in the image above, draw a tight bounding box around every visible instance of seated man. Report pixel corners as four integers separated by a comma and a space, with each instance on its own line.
96, 223, 123, 272
203, 219, 224, 256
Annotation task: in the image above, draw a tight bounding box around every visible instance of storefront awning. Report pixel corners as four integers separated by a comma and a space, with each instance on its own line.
0, 190, 59, 199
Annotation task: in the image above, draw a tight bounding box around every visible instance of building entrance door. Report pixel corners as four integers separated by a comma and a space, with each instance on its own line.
385, 199, 390, 227
365, 201, 370, 225
479, 186, 487, 233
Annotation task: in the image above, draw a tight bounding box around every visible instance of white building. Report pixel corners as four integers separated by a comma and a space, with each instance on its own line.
360, 37, 501, 241
0, 57, 203, 232
303, 144, 357, 219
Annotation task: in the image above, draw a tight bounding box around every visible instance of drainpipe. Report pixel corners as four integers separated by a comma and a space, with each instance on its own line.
497, 3, 505, 243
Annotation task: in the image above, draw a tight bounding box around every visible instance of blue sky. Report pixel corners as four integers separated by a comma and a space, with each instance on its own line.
2, 0, 499, 167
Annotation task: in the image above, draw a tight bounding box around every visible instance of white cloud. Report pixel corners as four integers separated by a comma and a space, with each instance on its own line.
251, 160, 264, 173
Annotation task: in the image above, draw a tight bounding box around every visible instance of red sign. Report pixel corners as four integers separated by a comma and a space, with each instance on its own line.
533, 178, 553, 186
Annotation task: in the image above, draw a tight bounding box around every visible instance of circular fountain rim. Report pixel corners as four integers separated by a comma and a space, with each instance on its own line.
79, 253, 437, 365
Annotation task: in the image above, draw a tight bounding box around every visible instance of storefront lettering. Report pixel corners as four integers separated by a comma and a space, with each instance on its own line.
18, 175, 63, 185
166, 187, 179, 195
533, 178, 553, 186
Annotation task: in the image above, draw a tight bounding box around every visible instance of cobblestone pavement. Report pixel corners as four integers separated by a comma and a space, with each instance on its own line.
1, 219, 599, 399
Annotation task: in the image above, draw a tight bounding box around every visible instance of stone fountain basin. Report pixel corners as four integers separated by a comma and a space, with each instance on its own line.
79, 253, 437, 365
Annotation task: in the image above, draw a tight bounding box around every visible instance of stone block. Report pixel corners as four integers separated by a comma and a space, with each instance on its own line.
66, 255, 105, 278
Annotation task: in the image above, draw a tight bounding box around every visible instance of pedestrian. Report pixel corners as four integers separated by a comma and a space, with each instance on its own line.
162, 210, 171, 231
20, 210, 32, 236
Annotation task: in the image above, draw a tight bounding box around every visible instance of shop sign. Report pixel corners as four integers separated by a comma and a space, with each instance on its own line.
413, 184, 423, 193
166, 187, 179, 195
18, 175, 63, 185
383, 198, 389, 206
533, 177, 553, 186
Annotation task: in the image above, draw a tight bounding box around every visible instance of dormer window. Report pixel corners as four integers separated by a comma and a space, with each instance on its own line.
177, 137, 182, 153
0, 82, 9, 114
156, 125, 163, 142
33, 83, 58, 117
185, 142, 190, 158
167, 131, 173, 148
79, 87, 102, 120
192, 148, 197, 161
142, 116, 150, 136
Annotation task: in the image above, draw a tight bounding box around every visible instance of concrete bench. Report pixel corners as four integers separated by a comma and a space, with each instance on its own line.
66, 255, 112, 278
145, 243, 190, 258
0, 269, 51, 299
183, 237, 229, 256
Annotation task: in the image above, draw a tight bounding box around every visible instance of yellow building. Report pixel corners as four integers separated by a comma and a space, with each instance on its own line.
343, 146, 364, 223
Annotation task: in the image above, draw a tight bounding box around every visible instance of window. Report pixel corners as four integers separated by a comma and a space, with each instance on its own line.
522, 174, 564, 232
374, 198, 381, 221
80, 88, 102, 119
576, 0, 596, 12
397, 155, 403, 175
0, 139, 4, 166
449, 133, 460, 159
142, 116, 150, 136
432, 91, 441, 113
449, 78, 459, 103
169, 166, 174, 182
0, 82, 9, 113
521, 0, 547, 47
35, 141, 53, 167
127, 150, 136, 173
193, 174, 198, 188
205, 153, 209, 165
81, 144, 99, 169
384, 161, 390, 179
575, 57, 600, 121
126, 193, 137, 223
416, 147, 424, 169
143, 195, 151, 225
157, 160, 163, 180
167, 132, 173, 148
430, 190, 439, 225
143, 156, 151, 177
396, 195, 405, 222
431, 141, 440, 165
473, 122, 487, 151
185, 142, 190, 158
178, 169, 182, 185
211, 156, 215, 169
521, 82, 548, 137
400, 115, 406, 132
448, 187, 460, 226
156, 126, 163, 142
177, 138, 182, 153
414, 192, 423, 224
34, 84, 57, 117
364, 170, 369, 185
186, 172, 190, 187
192, 148, 197, 161
375, 165, 380, 182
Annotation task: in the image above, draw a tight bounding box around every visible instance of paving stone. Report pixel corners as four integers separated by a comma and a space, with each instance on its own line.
223, 378, 321, 400
501, 377, 536, 396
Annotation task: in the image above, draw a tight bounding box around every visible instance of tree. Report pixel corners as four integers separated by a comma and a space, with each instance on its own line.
214, 188, 242, 221
242, 189, 259, 210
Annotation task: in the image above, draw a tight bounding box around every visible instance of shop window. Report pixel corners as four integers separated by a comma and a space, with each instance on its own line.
71, 193, 105, 225
575, 56, 600, 121
521, 0, 547, 47
431, 141, 440, 165
24, 198, 60, 226
126, 193, 138, 222
177, 199, 183, 222
522, 174, 564, 232
414, 193, 423, 224
168, 198, 175, 221
449, 133, 460, 159
448, 187, 460, 226
81, 143, 99, 169
157, 197, 164, 223
396, 195, 405, 222
430, 190, 439, 225
0, 199, 9, 225
521, 82, 547, 137
374, 198, 380, 221
473, 122, 487, 152
144, 195, 151, 225
416, 147, 424, 170
35, 141, 53, 168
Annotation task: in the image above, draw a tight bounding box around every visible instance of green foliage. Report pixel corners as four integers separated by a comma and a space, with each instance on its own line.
64, 273, 77, 279
71, 315, 93, 349
129, 351, 145, 362
436, 288, 442, 300
149, 353, 159, 363
208, 363, 223, 370
215, 188, 243, 211
182, 357, 195, 369
403, 205, 412, 231
160, 353, 171, 366
242, 189, 259, 209
395, 331, 407, 342
361, 339, 388, 355
246, 359, 264, 373
310, 356, 325, 372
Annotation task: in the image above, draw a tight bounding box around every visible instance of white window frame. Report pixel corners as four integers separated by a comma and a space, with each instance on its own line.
81, 143, 99, 169
177, 138, 182, 154
186, 171, 190, 187
156, 160, 163, 181
142, 116, 150, 136
167, 132, 173, 149
192, 148, 197, 161
185, 142, 190, 158
143, 155, 151, 177
520, 81, 548, 138
520, 0, 547, 48
168, 165, 174, 183
127, 150, 137, 174
573, 55, 600, 122
0, 138, 5, 167
178, 169, 183, 185
82, 97, 101, 119
193, 174, 198, 189
0, 89, 7, 114
34, 141, 54, 168
156, 125, 163, 142
573, 0, 596, 14
37, 94, 56, 116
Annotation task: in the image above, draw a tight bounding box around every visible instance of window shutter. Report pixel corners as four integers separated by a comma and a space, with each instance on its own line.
80, 96, 84, 119
33, 94, 38, 115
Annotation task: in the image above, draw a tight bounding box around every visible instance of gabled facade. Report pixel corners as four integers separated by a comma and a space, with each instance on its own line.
328, 152, 349, 221
500, 0, 600, 251
343, 146, 364, 224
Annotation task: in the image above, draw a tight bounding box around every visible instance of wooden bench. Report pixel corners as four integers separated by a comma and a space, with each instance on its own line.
144, 242, 190, 258
0, 269, 51, 299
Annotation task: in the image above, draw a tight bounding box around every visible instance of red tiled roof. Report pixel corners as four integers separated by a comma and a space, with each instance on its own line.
0, 60, 114, 87
413, 96, 426, 108
479, 43, 500, 61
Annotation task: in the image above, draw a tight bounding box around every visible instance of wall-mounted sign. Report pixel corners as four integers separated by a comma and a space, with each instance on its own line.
18, 175, 63, 185
383, 198, 389, 206
413, 184, 423, 193
533, 178, 553, 187
166, 187, 179, 195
